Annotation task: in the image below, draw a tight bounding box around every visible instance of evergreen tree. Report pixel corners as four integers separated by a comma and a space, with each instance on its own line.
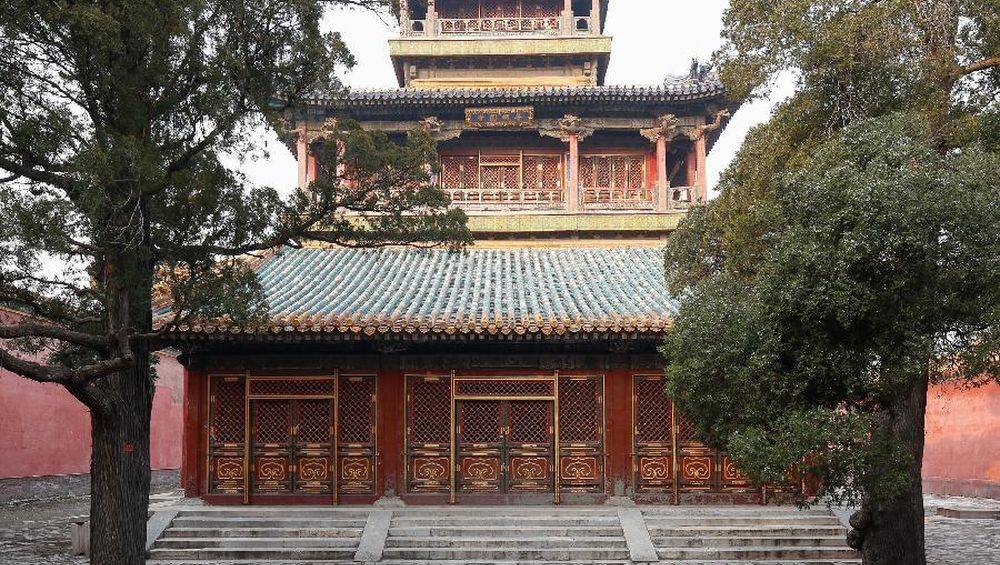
0, 1, 468, 563
663, 2, 999, 563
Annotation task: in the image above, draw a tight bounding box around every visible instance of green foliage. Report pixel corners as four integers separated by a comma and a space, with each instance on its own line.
663, 112, 1000, 504
0, 0, 469, 376
717, 0, 999, 135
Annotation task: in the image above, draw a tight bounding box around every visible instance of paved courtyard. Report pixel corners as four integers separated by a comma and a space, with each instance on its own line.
0, 491, 996, 564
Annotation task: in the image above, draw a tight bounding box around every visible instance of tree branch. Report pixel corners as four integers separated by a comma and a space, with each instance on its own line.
0, 347, 131, 386
0, 322, 109, 351
960, 55, 1000, 77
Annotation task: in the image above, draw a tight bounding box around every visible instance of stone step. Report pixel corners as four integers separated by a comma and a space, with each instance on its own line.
642, 506, 834, 516
154, 537, 359, 549
162, 527, 363, 538
656, 561, 861, 565
380, 561, 632, 565
646, 515, 842, 526
656, 546, 861, 560
391, 516, 621, 526
177, 508, 371, 519
379, 561, 632, 565
388, 526, 623, 537
170, 517, 367, 528
649, 524, 847, 537
653, 535, 850, 548
380, 547, 632, 560
385, 536, 628, 548
147, 547, 357, 561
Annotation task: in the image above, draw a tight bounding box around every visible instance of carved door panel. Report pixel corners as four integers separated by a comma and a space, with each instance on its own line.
337, 376, 376, 494
633, 375, 674, 494
208, 375, 246, 495
406, 376, 452, 493
558, 376, 604, 493
293, 399, 334, 494
251, 399, 293, 493
505, 400, 554, 492
456, 400, 503, 492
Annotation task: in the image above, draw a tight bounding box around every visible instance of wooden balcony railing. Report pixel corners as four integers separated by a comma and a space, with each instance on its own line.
582, 187, 655, 210
442, 185, 565, 211
438, 17, 562, 35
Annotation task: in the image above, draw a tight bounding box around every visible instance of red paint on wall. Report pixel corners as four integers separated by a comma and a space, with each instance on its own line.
0, 350, 185, 478
923, 381, 1000, 498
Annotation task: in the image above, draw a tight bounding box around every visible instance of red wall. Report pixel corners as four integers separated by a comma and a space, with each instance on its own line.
0, 351, 184, 478
923, 381, 1000, 499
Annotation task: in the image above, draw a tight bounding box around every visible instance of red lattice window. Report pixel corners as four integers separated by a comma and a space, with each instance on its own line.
439, 0, 478, 18
456, 379, 553, 397
254, 400, 290, 444
297, 399, 332, 444
559, 378, 600, 443
481, 0, 519, 18
441, 155, 477, 189
338, 377, 375, 444
634, 378, 672, 443
675, 411, 699, 445
409, 378, 452, 444
509, 401, 550, 443
211, 377, 246, 444
522, 155, 562, 190
461, 400, 502, 443
250, 379, 335, 397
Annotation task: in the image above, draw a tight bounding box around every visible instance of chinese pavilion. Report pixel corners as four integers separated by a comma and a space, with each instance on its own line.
173, 0, 778, 506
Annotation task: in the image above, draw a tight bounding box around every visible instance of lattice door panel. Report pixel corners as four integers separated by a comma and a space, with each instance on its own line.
558, 376, 604, 493
633, 375, 674, 494
581, 154, 653, 209
292, 399, 333, 494
457, 400, 503, 493
406, 376, 452, 493
337, 376, 376, 494
252, 399, 292, 493
208, 375, 246, 494
506, 401, 554, 493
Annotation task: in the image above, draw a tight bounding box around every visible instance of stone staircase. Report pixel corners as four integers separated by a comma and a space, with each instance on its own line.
146, 504, 860, 564
380, 507, 630, 564
147, 506, 368, 562
645, 506, 860, 564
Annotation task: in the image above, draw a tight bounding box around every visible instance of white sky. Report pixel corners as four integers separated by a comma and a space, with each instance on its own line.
237, 1, 793, 197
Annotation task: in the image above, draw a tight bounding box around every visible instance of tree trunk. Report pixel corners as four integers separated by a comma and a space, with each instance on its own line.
88, 360, 154, 565
848, 371, 929, 565
88, 214, 156, 564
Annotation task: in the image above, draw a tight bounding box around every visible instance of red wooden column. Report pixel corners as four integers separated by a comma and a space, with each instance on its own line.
376, 357, 405, 500
180, 362, 205, 497
605, 368, 633, 498
297, 128, 309, 190
694, 134, 708, 202
654, 136, 669, 212
567, 132, 581, 212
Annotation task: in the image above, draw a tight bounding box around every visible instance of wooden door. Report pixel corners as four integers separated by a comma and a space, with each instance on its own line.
456, 400, 504, 492
505, 400, 554, 493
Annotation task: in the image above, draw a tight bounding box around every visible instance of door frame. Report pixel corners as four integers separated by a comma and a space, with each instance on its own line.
454, 398, 555, 495
450, 374, 560, 503
244, 375, 338, 504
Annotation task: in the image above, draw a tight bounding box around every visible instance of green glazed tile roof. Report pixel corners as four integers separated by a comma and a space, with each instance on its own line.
173, 246, 675, 338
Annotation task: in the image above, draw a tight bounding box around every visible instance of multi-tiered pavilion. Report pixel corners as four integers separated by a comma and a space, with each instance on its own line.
173, 0, 778, 506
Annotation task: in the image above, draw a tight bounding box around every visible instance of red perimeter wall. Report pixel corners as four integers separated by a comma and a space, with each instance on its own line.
0, 351, 184, 478
923, 381, 1000, 499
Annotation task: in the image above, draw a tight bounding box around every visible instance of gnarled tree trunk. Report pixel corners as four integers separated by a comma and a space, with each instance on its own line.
848, 371, 929, 565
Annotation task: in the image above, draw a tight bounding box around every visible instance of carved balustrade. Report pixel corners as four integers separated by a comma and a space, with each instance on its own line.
438, 16, 562, 35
